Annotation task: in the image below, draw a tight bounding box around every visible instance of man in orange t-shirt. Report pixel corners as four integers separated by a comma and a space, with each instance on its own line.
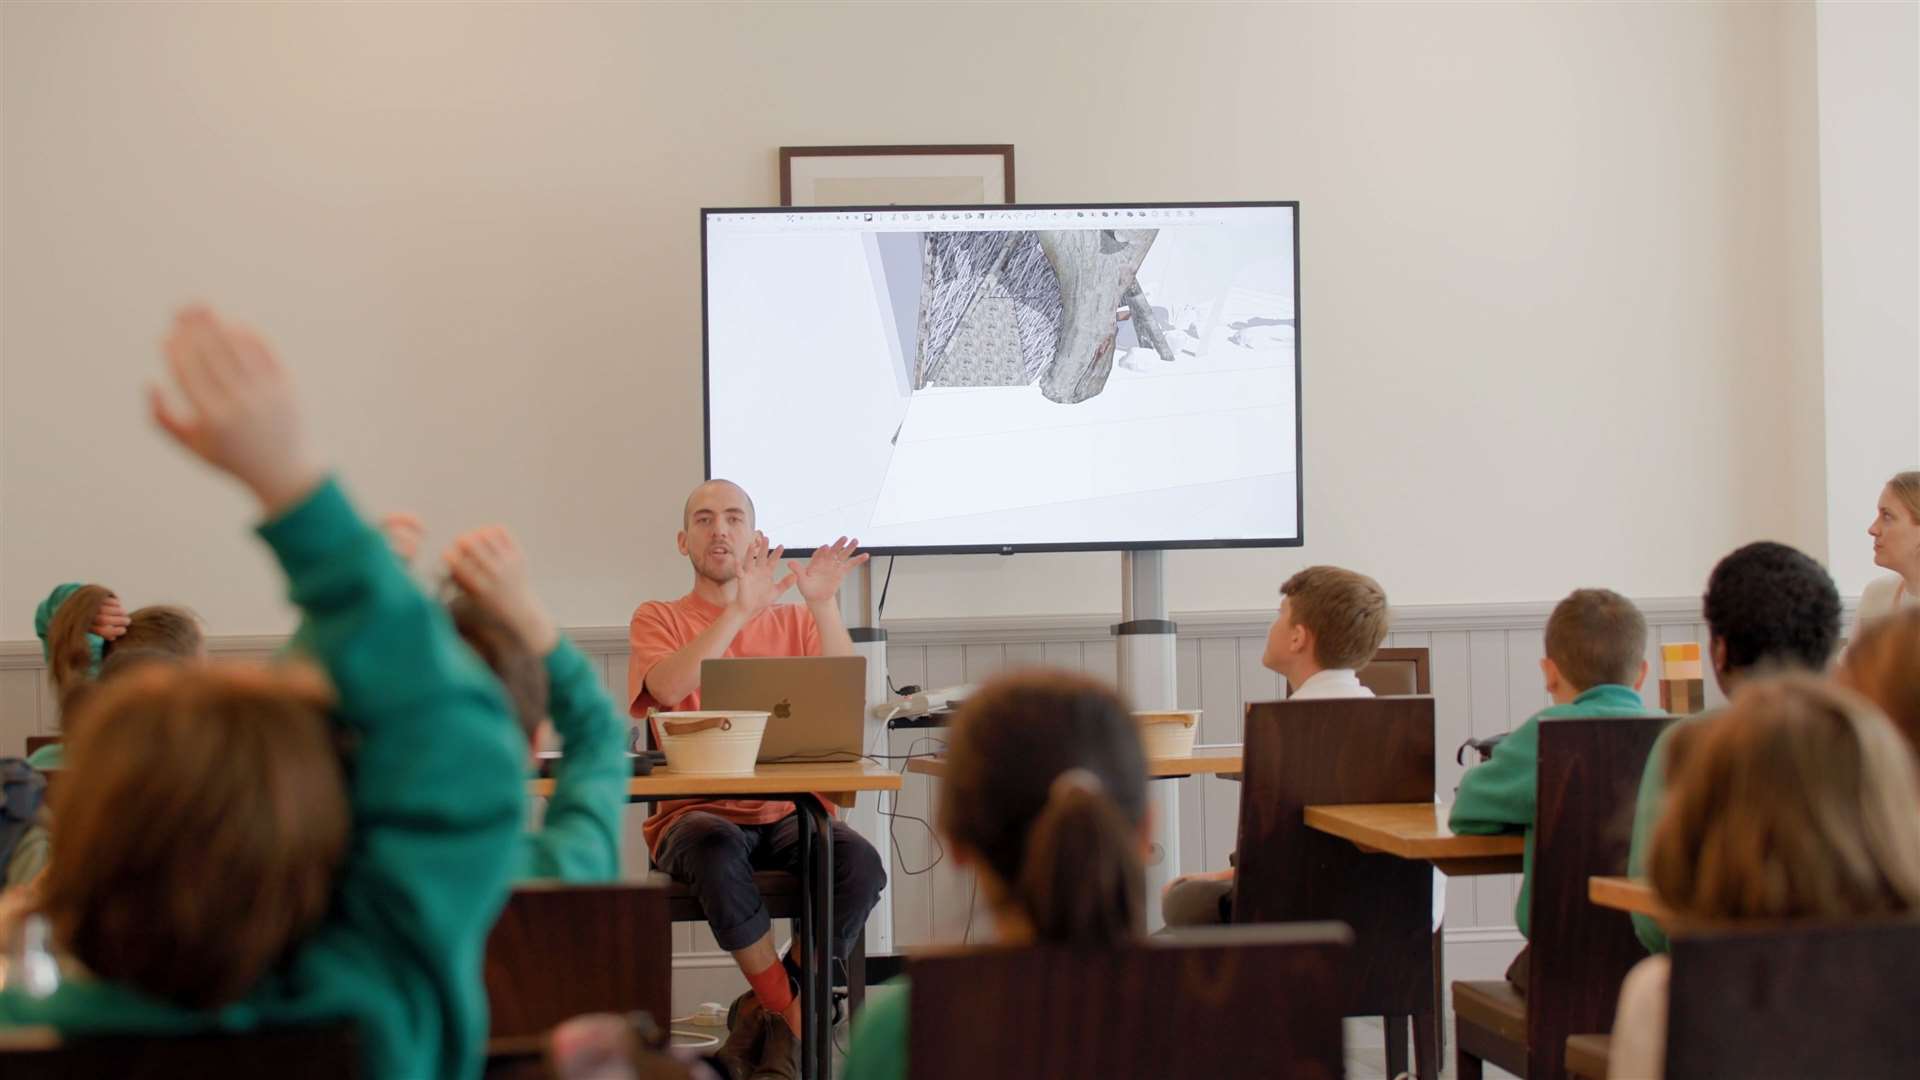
628, 479, 884, 1079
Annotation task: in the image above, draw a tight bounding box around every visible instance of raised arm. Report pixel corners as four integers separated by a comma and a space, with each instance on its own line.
153, 306, 524, 1075
446, 526, 625, 881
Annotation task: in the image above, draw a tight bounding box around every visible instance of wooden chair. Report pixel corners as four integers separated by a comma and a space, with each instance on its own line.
1665, 919, 1920, 1078
908, 923, 1352, 1079
1358, 647, 1431, 696
484, 882, 673, 1041
0, 1024, 359, 1079
1233, 695, 1442, 1078
1453, 715, 1670, 1080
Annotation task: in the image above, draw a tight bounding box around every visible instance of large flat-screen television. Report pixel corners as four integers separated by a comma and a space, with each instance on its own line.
701, 201, 1300, 555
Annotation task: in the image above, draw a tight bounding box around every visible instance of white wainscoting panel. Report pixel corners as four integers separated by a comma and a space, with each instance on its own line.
5, 594, 1824, 1006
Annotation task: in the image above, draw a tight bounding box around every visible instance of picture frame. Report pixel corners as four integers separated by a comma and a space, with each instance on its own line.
779, 144, 1015, 207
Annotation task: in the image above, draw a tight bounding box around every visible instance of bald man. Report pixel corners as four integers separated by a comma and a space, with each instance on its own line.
627, 479, 882, 1080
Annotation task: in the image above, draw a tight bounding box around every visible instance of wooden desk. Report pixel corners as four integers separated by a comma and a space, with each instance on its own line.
524, 761, 897, 1080
1588, 876, 1666, 920
527, 761, 902, 809
906, 748, 1243, 781
1304, 803, 1524, 876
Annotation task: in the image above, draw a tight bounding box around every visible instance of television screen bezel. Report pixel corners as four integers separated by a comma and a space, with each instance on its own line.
699, 199, 1303, 558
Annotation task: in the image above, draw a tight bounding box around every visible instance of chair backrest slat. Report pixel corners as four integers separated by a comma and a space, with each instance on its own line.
484, 882, 673, 1038
0, 1024, 359, 1079
1358, 647, 1431, 696
908, 924, 1352, 1079
1233, 696, 1436, 1016
1527, 715, 1671, 1080
1667, 920, 1920, 1079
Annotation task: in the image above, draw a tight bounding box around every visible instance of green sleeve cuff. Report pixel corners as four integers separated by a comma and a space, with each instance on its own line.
255, 476, 359, 576
544, 636, 594, 695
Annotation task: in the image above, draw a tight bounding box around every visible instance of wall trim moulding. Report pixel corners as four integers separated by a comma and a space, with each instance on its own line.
0, 594, 1860, 670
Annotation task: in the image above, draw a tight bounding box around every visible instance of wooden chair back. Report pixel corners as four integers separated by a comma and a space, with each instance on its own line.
1233, 695, 1439, 1076
1358, 647, 1431, 696
1525, 716, 1672, 1080
0, 1024, 358, 1079
483, 882, 673, 1039
1666, 919, 1920, 1079
908, 923, 1352, 1079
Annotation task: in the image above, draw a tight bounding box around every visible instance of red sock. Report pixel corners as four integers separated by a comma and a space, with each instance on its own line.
747, 959, 795, 1021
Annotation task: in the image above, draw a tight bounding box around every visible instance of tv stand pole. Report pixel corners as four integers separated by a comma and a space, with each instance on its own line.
842, 561, 893, 955
1116, 550, 1180, 928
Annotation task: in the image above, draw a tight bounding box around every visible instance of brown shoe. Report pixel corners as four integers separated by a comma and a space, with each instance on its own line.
749, 1011, 801, 1080
714, 991, 764, 1080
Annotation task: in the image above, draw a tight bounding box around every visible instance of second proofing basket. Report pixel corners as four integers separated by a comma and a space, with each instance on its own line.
1135, 709, 1202, 758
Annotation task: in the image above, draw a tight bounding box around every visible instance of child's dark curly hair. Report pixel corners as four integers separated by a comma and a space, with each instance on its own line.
1703, 542, 1841, 674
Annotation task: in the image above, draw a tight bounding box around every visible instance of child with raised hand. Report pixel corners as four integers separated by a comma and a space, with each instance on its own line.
0, 306, 526, 1079
841, 669, 1151, 1080
32, 586, 203, 768
443, 525, 628, 881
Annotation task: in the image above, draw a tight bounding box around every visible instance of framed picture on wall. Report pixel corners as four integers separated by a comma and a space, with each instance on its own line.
779, 144, 1015, 206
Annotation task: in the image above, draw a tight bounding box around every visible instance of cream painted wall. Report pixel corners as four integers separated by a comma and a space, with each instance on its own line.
1816, 0, 1920, 594
2, 1, 1833, 636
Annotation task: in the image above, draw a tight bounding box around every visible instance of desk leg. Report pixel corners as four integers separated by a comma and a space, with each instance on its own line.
795, 807, 817, 1080
799, 799, 836, 1080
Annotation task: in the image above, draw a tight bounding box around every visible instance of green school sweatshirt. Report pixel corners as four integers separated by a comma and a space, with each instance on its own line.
516, 638, 626, 881
1625, 718, 1696, 955
841, 976, 910, 1080
1448, 684, 1657, 938
0, 477, 526, 1080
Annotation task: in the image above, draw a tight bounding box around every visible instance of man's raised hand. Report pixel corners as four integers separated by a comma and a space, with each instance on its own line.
728, 531, 796, 619
791, 536, 870, 606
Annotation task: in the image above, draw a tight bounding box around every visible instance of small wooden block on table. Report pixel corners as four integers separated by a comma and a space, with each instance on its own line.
527, 761, 901, 808
1303, 803, 1524, 876
906, 749, 1243, 781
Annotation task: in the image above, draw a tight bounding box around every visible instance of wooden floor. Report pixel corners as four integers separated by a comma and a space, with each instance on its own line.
1340, 1016, 1522, 1079
669, 1010, 1525, 1079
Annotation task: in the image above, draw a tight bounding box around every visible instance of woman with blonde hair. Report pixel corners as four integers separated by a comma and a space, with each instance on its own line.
1607, 675, 1920, 1079
1858, 471, 1920, 636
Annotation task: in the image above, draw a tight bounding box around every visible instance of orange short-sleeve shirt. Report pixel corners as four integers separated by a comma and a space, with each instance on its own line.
628, 592, 826, 856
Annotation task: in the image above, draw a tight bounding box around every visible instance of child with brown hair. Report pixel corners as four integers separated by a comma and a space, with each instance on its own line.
31, 585, 204, 768
841, 669, 1151, 1080
1606, 676, 1920, 1079
1162, 565, 1390, 927
1449, 588, 1658, 990
0, 306, 527, 1078
1837, 607, 1920, 754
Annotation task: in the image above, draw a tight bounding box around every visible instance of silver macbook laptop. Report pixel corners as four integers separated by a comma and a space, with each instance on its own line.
700, 656, 867, 764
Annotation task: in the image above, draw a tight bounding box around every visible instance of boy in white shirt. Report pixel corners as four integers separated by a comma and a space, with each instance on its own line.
1162, 565, 1388, 926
